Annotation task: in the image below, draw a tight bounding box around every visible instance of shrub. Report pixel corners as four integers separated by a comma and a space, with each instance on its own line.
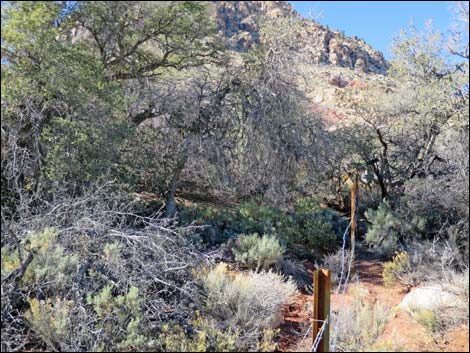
233, 233, 284, 270
160, 314, 240, 352
200, 263, 297, 351
365, 201, 426, 256
1, 227, 79, 294
1, 186, 208, 352
25, 297, 73, 351
429, 269, 469, 336
330, 285, 390, 351
317, 248, 358, 286
409, 307, 437, 331
280, 211, 337, 257
87, 285, 146, 351
180, 199, 340, 257
294, 196, 322, 213
382, 251, 412, 287
236, 201, 284, 235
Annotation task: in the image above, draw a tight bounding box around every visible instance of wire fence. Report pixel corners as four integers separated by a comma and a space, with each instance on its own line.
311, 317, 329, 352
330, 191, 358, 352
296, 190, 358, 352
329, 221, 351, 351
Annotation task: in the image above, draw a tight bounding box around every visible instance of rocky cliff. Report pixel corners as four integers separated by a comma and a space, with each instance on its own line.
211, 1, 388, 74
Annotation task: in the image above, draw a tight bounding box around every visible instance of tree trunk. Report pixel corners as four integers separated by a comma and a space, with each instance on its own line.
164, 152, 188, 218
164, 172, 179, 218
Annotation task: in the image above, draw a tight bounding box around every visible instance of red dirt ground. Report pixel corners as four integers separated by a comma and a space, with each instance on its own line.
277, 247, 469, 352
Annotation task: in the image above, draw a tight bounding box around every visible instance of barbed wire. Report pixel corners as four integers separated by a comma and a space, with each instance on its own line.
330, 220, 352, 351
335, 220, 352, 296
301, 322, 313, 343
330, 191, 358, 352
311, 316, 329, 352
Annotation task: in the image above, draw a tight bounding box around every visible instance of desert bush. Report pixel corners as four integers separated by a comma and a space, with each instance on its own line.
294, 196, 349, 235
200, 263, 297, 351
159, 312, 278, 352
382, 251, 412, 287
181, 200, 339, 257
233, 233, 284, 270
87, 285, 146, 351
6, 228, 79, 291
236, 201, 283, 235
1, 184, 209, 352
24, 297, 73, 351
280, 211, 337, 257
330, 285, 390, 352
365, 201, 426, 256
317, 248, 358, 286
179, 204, 238, 244
159, 314, 240, 352
428, 269, 469, 336
294, 196, 323, 213
276, 259, 312, 290
391, 239, 470, 286
409, 307, 437, 332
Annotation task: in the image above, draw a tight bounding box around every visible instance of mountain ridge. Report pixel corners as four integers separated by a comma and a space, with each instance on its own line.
211, 1, 388, 74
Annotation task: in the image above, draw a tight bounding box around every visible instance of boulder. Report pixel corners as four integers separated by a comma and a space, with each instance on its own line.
399, 285, 461, 311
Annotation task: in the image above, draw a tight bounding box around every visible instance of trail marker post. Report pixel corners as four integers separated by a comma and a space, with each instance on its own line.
313, 269, 330, 352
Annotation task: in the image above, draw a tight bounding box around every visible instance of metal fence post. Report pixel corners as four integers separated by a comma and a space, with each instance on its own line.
313, 269, 330, 352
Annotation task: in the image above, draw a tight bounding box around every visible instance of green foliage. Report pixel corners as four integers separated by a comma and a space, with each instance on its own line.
160, 313, 278, 352
281, 210, 337, 256
181, 199, 339, 257
25, 297, 73, 351
160, 314, 240, 352
382, 251, 412, 287
365, 201, 426, 256
233, 233, 284, 270
294, 196, 323, 213
1, 228, 79, 293
409, 307, 437, 332
87, 285, 146, 351
237, 201, 284, 235
41, 118, 134, 191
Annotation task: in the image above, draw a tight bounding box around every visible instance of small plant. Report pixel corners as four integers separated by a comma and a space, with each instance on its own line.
317, 249, 358, 285
294, 196, 322, 213
1, 228, 79, 293
365, 201, 426, 256
160, 314, 240, 352
200, 263, 297, 351
87, 285, 146, 351
233, 233, 284, 270
382, 251, 412, 286
410, 307, 437, 331
330, 285, 390, 351
25, 297, 73, 351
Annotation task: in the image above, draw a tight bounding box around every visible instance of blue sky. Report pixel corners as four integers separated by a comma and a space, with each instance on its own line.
289, 1, 456, 59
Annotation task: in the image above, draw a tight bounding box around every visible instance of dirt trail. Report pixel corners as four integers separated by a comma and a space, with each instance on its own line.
277, 245, 469, 352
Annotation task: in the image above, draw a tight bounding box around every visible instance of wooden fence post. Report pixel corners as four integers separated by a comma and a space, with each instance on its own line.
350, 171, 358, 263
313, 269, 330, 352
351, 172, 358, 251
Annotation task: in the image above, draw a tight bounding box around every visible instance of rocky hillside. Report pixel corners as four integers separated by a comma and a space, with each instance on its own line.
211, 1, 388, 74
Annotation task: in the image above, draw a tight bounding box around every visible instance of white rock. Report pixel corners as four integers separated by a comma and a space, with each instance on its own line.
399, 285, 460, 311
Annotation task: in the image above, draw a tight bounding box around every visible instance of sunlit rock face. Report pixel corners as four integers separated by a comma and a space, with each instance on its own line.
211, 1, 388, 74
